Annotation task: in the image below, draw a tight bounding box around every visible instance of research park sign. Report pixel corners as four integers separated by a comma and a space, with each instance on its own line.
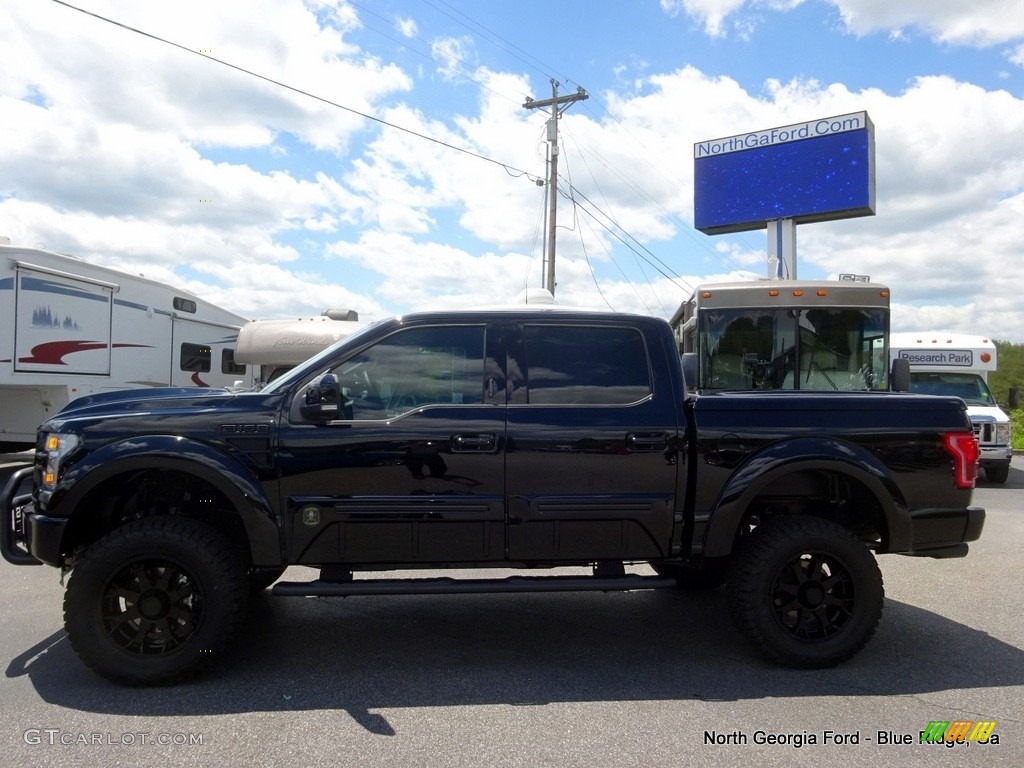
694, 111, 875, 235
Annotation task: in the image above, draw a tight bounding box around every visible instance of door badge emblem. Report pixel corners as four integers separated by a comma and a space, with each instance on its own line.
301, 505, 321, 527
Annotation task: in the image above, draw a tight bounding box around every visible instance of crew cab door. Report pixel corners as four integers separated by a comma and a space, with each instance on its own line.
275, 323, 507, 565
505, 321, 680, 561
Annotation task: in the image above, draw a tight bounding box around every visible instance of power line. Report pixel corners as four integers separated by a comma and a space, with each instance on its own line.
562, 182, 692, 295
559, 129, 671, 315
332, 0, 525, 108
418, 0, 569, 85
50, 0, 702, 306
49, 0, 542, 184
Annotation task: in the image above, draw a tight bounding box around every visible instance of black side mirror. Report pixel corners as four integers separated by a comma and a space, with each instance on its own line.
1010, 387, 1020, 410
301, 373, 341, 423
890, 358, 911, 392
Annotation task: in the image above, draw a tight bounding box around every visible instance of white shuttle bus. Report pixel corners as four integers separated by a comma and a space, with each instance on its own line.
890, 332, 1013, 483
0, 243, 255, 451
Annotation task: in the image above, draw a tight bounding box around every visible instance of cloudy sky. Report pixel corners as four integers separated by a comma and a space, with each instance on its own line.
3, 0, 1024, 338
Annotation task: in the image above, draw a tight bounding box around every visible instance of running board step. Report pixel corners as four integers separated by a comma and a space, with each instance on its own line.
272, 574, 677, 597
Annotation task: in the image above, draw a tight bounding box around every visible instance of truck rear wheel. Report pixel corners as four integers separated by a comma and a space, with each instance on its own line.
64, 517, 249, 686
726, 516, 883, 668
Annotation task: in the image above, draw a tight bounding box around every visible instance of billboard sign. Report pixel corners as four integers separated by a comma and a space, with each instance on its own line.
694, 111, 875, 235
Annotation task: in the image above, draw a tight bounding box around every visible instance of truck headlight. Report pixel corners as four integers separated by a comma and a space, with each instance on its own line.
42, 433, 80, 489
996, 423, 1011, 445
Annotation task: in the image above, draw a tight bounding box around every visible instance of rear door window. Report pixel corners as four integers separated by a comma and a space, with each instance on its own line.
519, 325, 651, 405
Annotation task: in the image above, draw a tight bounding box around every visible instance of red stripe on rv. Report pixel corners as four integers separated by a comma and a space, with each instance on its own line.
18, 341, 152, 365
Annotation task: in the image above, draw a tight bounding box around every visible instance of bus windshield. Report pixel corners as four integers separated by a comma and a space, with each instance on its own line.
907, 372, 996, 407
699, 306, 888, 391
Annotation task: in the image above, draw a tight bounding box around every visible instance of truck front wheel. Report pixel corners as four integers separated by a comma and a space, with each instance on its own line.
726, 516, 883, 668
64, 517, 249, 686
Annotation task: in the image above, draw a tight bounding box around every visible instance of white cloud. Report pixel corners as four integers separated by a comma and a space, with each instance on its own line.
0, 0, 412, 154
829, 0, 1024, 46
659, 0, 750, 36
396, 16, 418, 38
430, 35, 478, 82
660, 0, 1024, 46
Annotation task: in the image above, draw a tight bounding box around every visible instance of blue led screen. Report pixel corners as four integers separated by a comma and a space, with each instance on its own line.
694, 127, 875, 235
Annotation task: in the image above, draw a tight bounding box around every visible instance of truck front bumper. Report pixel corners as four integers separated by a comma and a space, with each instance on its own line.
903, 505, 985, 558
1, 466, 64, 566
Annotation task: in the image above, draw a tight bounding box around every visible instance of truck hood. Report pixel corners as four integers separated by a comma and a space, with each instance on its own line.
43, 386, 284, 438
57, 387, 235, 414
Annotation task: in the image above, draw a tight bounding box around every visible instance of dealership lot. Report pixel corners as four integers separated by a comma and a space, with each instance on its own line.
2, 455, 1022, 767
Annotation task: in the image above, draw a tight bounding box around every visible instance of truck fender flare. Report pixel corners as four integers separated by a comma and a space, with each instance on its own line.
702, 437, 911, 557
53, 436, 281, 565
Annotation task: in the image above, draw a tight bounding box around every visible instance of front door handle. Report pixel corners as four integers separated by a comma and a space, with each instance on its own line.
451, 433, 498, 453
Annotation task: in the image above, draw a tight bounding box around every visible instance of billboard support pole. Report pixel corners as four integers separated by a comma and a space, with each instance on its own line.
767, 218, 797, 279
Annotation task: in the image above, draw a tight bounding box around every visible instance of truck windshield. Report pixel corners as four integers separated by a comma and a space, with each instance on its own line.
907, 372, 996, 406
699, 307, 888, 391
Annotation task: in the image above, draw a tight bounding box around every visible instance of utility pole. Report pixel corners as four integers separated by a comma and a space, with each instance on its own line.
523, 79, 587, 296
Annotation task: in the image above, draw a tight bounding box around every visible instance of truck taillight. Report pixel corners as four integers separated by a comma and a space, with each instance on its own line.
942, 432, 979, 489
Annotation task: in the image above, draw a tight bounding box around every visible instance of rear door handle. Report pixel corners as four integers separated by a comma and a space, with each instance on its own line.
451, 433, 498, 453
626, 432, 668, 452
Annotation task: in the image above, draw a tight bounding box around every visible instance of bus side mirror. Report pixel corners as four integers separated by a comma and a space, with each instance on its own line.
890, 358, 911, 392
301, 373, 340, 423
1010, 387, 1020, 409
681, 352, 698, 392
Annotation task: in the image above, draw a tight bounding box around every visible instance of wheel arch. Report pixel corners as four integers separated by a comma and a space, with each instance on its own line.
52, 436, 281, 567
702, 437, 912, 558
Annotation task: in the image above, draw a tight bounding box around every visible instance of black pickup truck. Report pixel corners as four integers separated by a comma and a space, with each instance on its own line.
1, 308, 984, 685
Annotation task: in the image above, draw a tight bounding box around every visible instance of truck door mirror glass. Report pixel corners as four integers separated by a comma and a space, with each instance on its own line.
1010, 386, 1020, 410
890, 358, 911, 392
681, 352, 698, 391
301, 373, 340, 423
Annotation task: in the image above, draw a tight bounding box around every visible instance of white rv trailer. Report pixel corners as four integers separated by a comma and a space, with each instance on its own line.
890, 332, 1012, 484
234, 309, 367, 385
0, 243, 255, 450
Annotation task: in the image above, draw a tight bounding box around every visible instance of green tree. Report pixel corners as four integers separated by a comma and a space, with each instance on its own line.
993, 341, 1024, 449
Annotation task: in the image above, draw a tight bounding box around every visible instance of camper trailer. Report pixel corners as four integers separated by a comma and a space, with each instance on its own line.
234, 309, 367, 386
0, 243, 255, 450
890, 332, 1013, 483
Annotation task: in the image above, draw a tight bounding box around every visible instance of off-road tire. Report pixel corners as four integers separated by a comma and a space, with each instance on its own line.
726, 515, 884, 668
64, 517, 249, 686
